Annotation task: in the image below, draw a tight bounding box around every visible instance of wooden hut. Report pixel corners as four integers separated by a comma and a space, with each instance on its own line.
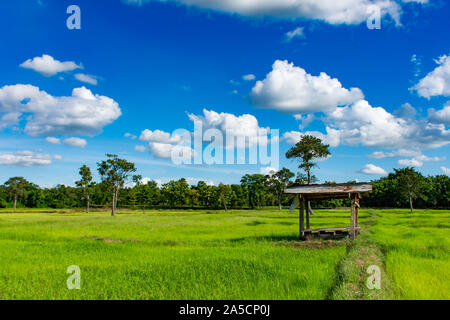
284, 183, 372, 239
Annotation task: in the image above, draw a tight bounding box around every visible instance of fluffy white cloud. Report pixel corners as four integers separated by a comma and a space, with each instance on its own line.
63, 137, 87, 148
45, 137, 61, 145
393, 102, 417, 119
398, 154, 445, 167
0, 85, 121, 136
139, 129, 184, 144
360, 164, 387, 175
441, 166, 450, 175
20, 54, 82, 76
124, 0, 401, 25
369, 149, 420, 159
0, 150, 62, 167
250, 60, 363, 114
284, 27, 305, 42
243, 74, 255, 81
188, 109, 271, 148
75, 73, 98, 85
412, 55, 450, 98
0, 112, 21, 130
324, 100, 449, 149
134, 145, 146, 152
260, 166, 278, 175
284, 99, 450, 150
428, 102, 450, 126
148, 142, 195, 160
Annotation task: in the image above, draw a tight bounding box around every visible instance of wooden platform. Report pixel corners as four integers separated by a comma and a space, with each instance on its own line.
302, 226, 361, 239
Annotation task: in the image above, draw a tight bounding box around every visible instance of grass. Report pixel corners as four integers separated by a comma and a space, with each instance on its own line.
0, 208, 448, 299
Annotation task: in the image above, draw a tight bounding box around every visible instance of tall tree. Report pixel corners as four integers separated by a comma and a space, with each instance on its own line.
240, 174, 266, 208
286, 135, 330, 215
4, 177, 29, 212
265, 168, 295, 211
286, 135, 330, 184
217, 183, 232, 211
97, 154, 136, 216
75, 165, 93, 213
395, 167, 424, 213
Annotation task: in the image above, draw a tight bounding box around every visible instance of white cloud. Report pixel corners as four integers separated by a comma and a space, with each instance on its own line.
243, 74, 255, 81
283, 99, 450, 150
148, 142, 195, 160
360, 164, 387, 175
75, 73, 98, 85
20, 54, 82, 76
398, 154, 445, 167
185, 177, 215, 186
402, 0, 428, 3
63, 137, 87, 148
124, 0, 402, 25
441, 166, 450, 175
140, 129, 184, 144
124, 132, 137, 139
393, 102, 417, 119
295, 113, 315, 129
323, 99, 449, 149
0, 112, 21, 130
0, 150, 61, 167
134, 145, 146, 152
45, 137, 61, 145
260, 166, 278, 176
428, 102, 450, 126
250, 60, 363, 114
412, 55, 450, 98
188, 109, 271, 148
0, 85, 121, 137
284, 27, 305, 42
369, 149, 421, 159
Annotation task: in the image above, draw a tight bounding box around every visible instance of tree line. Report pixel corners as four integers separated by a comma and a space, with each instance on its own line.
1, 137, 448, 213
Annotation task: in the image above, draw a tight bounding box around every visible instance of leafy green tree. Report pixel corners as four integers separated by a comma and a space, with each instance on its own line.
395, 167, 424, 213
286, 135, 330, 214
97, 154, 137, 216
217, 183, 232, 211
4, 177, 29, 212
286, 135, 330, 184
241, 174, 266, 208
265, 167, 294, 211
75, 165, 93, 213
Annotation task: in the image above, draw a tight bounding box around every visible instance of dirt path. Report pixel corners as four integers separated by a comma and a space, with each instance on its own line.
327, 210, 395, 300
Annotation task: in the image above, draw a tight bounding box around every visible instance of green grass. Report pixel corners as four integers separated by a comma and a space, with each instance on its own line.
370, 209, 450, 300
0, 208, 448, 299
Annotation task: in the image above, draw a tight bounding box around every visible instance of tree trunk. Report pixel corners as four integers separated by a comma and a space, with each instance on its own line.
308, 201, 314, 216
278, 193, 282, 211
86, 194, 90, 213
409, 195, 414, 213
111, 189, 116, 216
113, 186, 119, 215
13, 195, 17, 213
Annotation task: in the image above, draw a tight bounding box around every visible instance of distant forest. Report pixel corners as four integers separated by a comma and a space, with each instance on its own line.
1, 166, 449, 211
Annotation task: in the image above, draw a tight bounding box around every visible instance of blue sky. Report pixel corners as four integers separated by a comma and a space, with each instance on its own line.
0, 0, 449, 187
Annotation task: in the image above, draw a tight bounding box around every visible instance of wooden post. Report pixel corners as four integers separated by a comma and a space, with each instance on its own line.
305, 196, 310, 230
350, 194, 356, 239
299, 195, 305, 240
355, 194, 360, 235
